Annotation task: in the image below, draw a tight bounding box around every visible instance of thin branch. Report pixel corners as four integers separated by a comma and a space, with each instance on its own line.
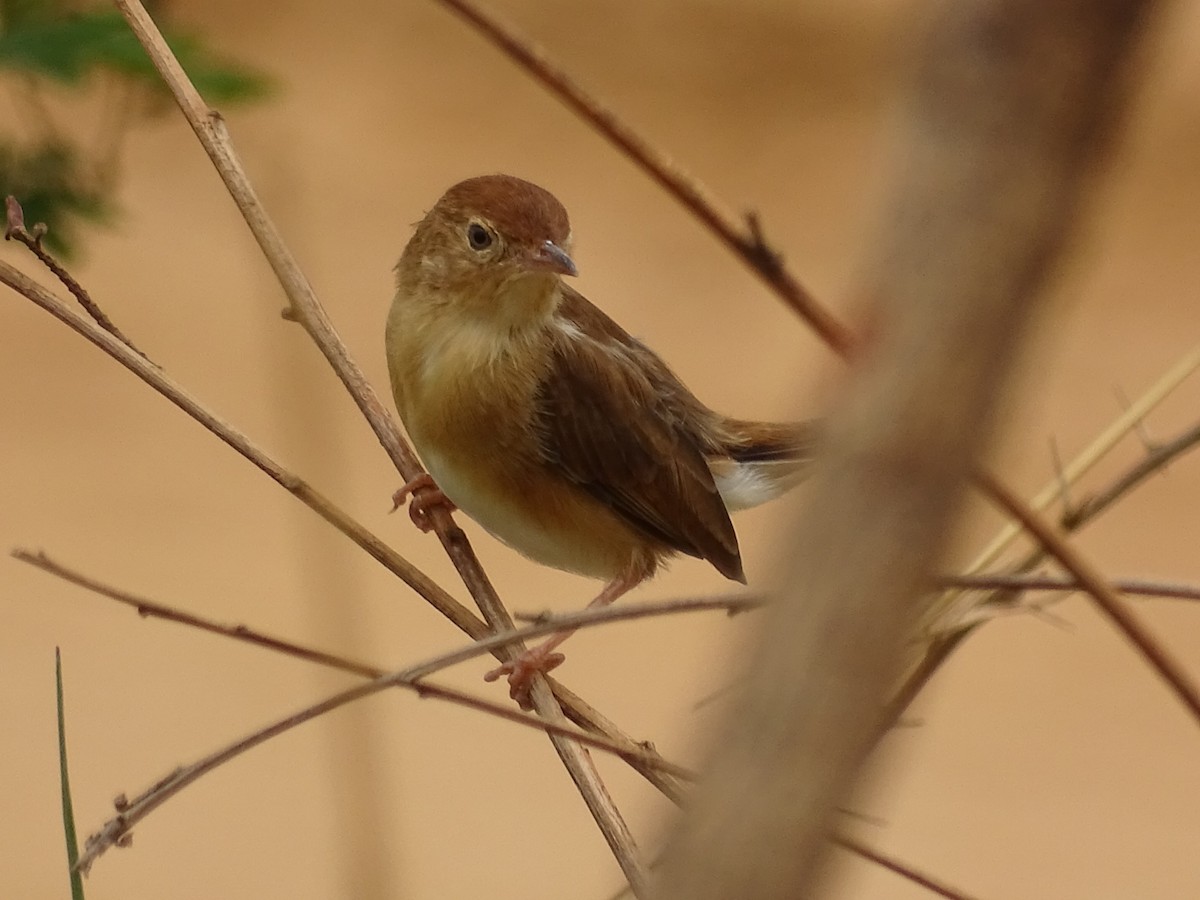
110, 2, 646, 888
602, 837, 983, 900
896, 413, 1200, 714
4, 195, 147, 356
831, 835, 985, 900
434, 0, 850, 353
14, 548, 693, 779
941, 572, 1200, 603
977, 469, 1200, 722
0, 262, 464, 630
1064, 419, 1200, 529
78, 672, 682, 874
964, 344, 1200, 573
1114, 383, 1158, 452
76, 589, 731, 871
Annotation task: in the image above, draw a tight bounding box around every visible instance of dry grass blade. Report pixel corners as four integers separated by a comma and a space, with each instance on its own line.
967, 344, 1200, 573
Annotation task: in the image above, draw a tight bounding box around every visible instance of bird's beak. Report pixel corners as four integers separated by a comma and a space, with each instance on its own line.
527, 240, 578, 277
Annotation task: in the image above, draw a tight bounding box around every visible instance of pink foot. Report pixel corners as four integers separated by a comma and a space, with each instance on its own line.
484, 645, 567, 710
390, 473, 456, 532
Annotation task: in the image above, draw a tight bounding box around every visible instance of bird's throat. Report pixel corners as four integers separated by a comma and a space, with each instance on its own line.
487, 271, 562, 332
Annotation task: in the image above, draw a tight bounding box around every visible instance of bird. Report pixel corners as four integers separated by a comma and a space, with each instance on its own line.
386, 174, 809, 707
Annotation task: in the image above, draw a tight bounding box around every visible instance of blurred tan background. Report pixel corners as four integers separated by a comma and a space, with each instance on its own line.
3, 1, 1200, 897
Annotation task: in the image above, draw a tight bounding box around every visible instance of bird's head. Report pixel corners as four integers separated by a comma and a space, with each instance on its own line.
398, 174, 577, 326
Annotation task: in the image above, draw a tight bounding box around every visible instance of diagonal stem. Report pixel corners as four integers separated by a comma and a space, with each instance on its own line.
434, 0, 850, 353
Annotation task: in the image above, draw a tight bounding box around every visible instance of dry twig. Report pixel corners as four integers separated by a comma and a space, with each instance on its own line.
942, 572, 1200, 603
894, 412, 1200, 717
1064, 419, 1200, 529
22, 549, 984, 899
977, 469, 1200, 720
4, 195, 147, 356
433, 0, 848, 353
964, 344, 1200, 574
70, 582, 729, 870
831, 835, 984, 900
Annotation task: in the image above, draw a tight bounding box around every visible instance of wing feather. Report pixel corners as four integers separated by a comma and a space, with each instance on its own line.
534, 288, 745, 582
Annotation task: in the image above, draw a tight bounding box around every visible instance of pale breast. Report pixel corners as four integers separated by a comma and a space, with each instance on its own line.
399, 325, 650, 581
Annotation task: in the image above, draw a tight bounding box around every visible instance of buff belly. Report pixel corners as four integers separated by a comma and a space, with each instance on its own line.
418, 444, 657, 581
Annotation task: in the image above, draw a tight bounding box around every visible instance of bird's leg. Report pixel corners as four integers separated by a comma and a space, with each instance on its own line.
485, 567, 646, 709
390, 472, 456, 532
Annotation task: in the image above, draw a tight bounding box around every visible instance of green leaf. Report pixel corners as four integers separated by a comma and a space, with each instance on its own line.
0, 11, 137, 82
0, 142, 111, 258
0, 9, 272, 104
0, 0, 68, 32
57, 648, 87, 900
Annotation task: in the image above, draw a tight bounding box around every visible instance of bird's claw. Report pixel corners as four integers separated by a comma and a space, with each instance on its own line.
484, 647, 567, 710
390, 473, 455, 532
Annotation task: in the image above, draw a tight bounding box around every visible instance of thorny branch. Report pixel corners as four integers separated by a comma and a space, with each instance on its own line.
1064, 420, 1200, 529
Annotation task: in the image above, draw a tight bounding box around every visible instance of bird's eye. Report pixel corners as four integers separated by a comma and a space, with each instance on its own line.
467, 223, 493, 251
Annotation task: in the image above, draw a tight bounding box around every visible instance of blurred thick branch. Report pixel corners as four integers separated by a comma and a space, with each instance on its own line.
652, 2, 1162, 899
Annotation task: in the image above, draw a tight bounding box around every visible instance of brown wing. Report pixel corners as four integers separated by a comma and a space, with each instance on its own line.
534, 287, 745, 582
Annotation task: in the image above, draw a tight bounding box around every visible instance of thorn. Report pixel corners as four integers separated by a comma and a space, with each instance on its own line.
837, 807, 889, 827
1114, 384, 1158, 451
514, 609, 555, 625
1024, 594, 1074, 631
1049, 436, 1073, 519
743, 210, 784, 275
280, 306, 299, 322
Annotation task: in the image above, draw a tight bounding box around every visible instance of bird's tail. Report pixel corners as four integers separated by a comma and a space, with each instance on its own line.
708, 419, 813, 512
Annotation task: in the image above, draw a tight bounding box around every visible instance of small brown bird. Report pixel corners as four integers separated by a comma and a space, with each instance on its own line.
386, 174, 808, 705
